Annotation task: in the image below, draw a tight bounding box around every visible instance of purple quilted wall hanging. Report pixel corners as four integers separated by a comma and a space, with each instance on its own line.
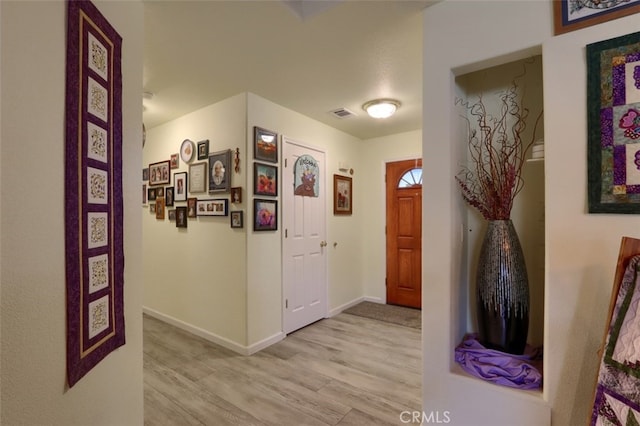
587, 31, 640, 214
65, 0, 125, 387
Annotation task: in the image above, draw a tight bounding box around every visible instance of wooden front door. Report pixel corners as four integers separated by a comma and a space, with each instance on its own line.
386, 159, 422, 309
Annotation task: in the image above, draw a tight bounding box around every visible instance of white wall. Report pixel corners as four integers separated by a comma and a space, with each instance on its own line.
246, 93, 365, 345
0, 1, 144, 424
361, 130, 422, 302
144, 92, 367, 351
423, 1, 640, 425
143, 94, 249, 349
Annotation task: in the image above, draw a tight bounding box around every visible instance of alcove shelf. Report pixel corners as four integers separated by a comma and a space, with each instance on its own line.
454, 54, 546, 394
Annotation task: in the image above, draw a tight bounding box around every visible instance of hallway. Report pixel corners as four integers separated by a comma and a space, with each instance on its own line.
143, 311, 421, 425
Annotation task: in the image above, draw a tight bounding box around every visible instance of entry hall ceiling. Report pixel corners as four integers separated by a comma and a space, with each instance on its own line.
143, 0, 434, 140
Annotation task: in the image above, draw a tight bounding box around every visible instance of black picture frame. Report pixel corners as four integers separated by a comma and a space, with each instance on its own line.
175, 206, 188, 228
149, 160, 171, 186
254, 162, 278, 196
254, 198, 277, 231
174, 172, 187, 202
196, 198, 229, 217
165, 186, 174, 206
197, 139, 210, 160
208, 149, 232, 193
254, 126, 278, 163
230, 211, 243, 228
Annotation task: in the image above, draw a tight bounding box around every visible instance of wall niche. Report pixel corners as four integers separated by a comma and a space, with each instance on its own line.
454, 55, 545, 392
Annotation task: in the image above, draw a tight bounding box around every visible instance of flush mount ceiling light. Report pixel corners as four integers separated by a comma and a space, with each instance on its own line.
362, 98, 401, 119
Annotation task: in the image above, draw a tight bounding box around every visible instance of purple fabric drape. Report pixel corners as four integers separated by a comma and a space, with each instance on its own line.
454, 334, 542, 390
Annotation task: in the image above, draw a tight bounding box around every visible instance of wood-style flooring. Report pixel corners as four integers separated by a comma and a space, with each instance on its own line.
143, 311, 422, 426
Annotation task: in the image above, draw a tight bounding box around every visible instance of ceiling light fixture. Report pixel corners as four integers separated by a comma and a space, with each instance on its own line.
362, 98, 400, 119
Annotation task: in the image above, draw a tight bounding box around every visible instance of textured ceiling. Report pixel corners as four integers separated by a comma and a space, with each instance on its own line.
143, 0, 432, 140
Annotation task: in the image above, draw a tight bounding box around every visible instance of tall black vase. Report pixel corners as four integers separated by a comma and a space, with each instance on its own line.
476, 220, 529, 355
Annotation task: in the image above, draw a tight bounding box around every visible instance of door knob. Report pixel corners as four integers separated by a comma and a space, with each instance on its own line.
320, 241, 327, 247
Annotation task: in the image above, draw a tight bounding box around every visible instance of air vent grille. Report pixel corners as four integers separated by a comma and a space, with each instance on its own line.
329, 108, 356, 119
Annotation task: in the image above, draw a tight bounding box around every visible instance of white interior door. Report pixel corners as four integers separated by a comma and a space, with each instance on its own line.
282, 137, 327, 334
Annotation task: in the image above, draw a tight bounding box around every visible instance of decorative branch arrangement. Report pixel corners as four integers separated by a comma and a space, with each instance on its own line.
455, 82, 542, 220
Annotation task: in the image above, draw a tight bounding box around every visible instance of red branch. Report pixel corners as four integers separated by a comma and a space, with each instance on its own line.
455, 82, 543, 220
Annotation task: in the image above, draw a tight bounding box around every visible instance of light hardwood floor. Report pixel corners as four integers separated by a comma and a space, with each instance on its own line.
143, 312, 422, 426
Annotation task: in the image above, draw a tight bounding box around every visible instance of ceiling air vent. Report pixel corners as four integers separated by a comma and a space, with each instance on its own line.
329, 107, 356, 119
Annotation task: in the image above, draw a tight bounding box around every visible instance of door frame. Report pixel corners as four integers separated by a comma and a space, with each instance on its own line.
281, 136, 329, 333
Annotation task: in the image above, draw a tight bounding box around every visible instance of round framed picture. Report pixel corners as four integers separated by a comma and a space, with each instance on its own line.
180, 139, 195, 163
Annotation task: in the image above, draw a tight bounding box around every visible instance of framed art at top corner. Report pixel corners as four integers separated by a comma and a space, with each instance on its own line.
554, 0, 640, 35
254, 126, 278, 163
587, 30, 640, 214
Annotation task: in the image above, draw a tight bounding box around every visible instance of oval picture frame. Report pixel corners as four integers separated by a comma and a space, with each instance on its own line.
180, 139, 195, 163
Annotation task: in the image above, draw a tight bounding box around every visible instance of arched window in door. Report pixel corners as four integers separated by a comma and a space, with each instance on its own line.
398, 168, 422, 188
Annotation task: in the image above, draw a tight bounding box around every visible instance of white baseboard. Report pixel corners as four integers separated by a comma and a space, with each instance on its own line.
246, 332, 285, 355
363, 296, 384, 304
328, 295, 384, 317
143, 306, 262, 356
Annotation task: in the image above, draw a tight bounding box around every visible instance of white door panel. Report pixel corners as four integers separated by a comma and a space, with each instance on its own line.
283, 138, 327, 334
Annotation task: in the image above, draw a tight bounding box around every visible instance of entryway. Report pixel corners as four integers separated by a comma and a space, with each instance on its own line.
386, 159, 422, 309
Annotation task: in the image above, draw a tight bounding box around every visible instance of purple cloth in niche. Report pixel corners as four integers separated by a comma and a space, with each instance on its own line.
454, 334, 542, 390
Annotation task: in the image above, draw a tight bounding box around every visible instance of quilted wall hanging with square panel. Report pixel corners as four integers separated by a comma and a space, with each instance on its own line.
587, 31, 640, 214
65, 0, 125, 387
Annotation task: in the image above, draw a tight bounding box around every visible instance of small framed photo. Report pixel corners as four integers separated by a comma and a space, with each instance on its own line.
170, 153, 180, 169
187, 197, 198, 218
168, 209, 176, 221
149, 203, 156, 214
155, 197, 165, 220
334, 174, 352, 215
197, 198, 229, 217
174, 172, 187, 202
189, 162, 207, 193
149, 160, 171, 186
175, 206, 188, 228
254, 163, 278, 196
147, 187, 157, 201
143, 184, 147, 205
254, 198, 277, 231
142, 168, 149, 181
230, 211, 243, 229
165, 187, 175, 206
209, 149, 232, 193
231, 187, 242, 204
254, 126, 278, 163
197, 140, 210, 160
156, 187, 165, 198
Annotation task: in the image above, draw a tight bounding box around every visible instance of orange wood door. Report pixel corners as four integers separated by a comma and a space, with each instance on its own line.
386, 159, 422, 309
